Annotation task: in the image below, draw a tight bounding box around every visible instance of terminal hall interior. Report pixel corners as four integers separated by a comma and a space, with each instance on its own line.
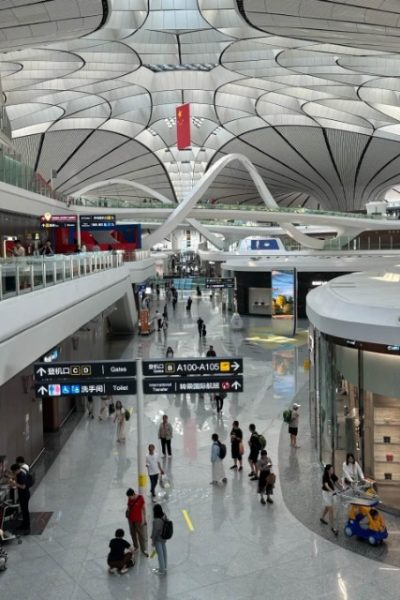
2, 1, 400, 599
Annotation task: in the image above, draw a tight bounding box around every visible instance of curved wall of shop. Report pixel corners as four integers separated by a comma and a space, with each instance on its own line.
307, 269, 400, 510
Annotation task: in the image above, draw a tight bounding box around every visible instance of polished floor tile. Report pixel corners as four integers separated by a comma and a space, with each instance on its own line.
1, 296, 399, 599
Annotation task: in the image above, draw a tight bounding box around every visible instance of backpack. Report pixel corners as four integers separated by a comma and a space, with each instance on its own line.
108, 402, 115, 415
21, 468, 34, 489
124, 409, 131, 421
258, 434, 266, 449
161, 516, 173, 540
283, 409, 292, 424
218, 442, 227, 460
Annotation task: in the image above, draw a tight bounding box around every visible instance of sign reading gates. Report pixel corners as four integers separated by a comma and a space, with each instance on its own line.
142, 357, 243, 377
34, 360, 136, 380
35, 379, 137, 397
79, 215, 116, 229
143, 375, 243, 395
205, 278, 235, 289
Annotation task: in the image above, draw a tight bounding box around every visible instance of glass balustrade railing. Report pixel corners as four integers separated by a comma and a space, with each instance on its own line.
0, 147, 67, 203
0, 252, 124, 301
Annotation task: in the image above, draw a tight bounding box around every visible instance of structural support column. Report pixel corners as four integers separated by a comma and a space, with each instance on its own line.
136, 358, 147, 495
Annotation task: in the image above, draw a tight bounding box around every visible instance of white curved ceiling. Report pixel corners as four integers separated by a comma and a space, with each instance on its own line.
2, 0, 400, 210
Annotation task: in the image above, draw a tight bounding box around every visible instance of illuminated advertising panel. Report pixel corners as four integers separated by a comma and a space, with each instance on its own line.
271, 269, 297, 337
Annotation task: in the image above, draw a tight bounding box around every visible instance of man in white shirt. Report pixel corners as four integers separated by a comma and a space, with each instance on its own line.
145, 444, 164, 500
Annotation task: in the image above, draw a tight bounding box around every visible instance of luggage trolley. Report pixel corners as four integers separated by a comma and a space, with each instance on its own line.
339, 483, 388, 545
0, 487, 21, 545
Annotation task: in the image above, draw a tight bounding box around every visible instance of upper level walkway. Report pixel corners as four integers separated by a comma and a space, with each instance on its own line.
0, 251, 155, 387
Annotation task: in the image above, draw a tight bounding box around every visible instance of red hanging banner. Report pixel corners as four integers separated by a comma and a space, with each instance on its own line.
176, 103, 191, 150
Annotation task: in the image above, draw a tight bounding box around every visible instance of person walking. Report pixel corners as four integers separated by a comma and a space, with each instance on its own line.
172, 295, 177, 310
289, 403, 300, 448
248, 424, 262, 480
151, 504, 168, 575
186, 296, 192, 311
114, 400, 126, 443
126, 488, 148, 556
206, 345, 216, 357
201, 323, 207, 338
87, 395, 94, 419
162, 304, 168, 321
215, 391, 226, 414
107, 528, 134, 574
155, 310, 163, 331
257, 450, 274, 504
166, 346, 174, 358
158, 415, 173, 457
9, 464, 30, 533
99, 395, 111, 420
320, 464, 343, 536
230, 421, 243, 471
210, 433, 227, 485
146, 444, 164, 500
197, 317, 204, 336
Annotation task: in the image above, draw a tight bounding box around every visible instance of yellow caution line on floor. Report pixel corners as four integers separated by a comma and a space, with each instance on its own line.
182, 509, 194, 532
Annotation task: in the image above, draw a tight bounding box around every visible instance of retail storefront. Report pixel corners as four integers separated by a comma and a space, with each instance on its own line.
307, 268, 400, 510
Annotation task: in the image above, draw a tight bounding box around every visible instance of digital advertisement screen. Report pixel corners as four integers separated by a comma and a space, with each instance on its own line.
271, 269, 297, 337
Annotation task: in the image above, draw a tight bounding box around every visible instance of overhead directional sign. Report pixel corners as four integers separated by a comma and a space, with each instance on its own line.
143, 375, 243, 395
205, 277, 235, 289
35, 379, 137, 398
143, 357, 243, 377
80, 215, 116, 229
34, 360, 136, 380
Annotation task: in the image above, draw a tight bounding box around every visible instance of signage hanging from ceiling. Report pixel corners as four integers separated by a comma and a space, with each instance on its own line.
40, 214, 77, 228
79, 215, 116, 229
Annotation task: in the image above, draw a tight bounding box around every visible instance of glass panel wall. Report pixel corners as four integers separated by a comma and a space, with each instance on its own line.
313, 334, 400, 509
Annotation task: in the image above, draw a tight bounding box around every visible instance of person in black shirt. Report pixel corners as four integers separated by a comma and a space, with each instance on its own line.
230, 421, 243, 471
9, 464, 30, 533
320, 464, 342, 536
206, 345, 216, 357
107, 529, 134, 574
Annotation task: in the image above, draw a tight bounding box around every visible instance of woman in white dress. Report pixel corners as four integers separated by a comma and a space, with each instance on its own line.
342, 453, 364, 485
210, 433, 227, 485
114, 400, 126, 443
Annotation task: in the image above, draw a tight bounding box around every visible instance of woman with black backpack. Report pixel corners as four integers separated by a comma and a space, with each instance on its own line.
210, 433, 227, 485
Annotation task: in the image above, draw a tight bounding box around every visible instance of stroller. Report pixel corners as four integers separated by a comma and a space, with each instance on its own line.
340, 483, 388, 545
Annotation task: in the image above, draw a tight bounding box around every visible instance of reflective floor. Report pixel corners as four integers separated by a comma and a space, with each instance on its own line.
2, 296, 400, 600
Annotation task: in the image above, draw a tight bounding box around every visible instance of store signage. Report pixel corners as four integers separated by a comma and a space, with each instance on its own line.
80, 215, 116, 229
143, 357, 243, 377
250, 239, 279, 250
34, 360, 136, 380
205, 278, 235, 289
143, 375, 243, 395
40, 214, 77, 229
35, 379, 137, 397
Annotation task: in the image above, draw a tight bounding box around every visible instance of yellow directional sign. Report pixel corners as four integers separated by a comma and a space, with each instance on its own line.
219, 361, 230, 372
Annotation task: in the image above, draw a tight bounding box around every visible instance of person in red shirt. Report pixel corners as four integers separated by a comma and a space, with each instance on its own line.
126, 488, 148, 556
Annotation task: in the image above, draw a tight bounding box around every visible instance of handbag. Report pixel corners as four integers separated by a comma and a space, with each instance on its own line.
239, 441, 245, 455
266, 473, 276, 486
